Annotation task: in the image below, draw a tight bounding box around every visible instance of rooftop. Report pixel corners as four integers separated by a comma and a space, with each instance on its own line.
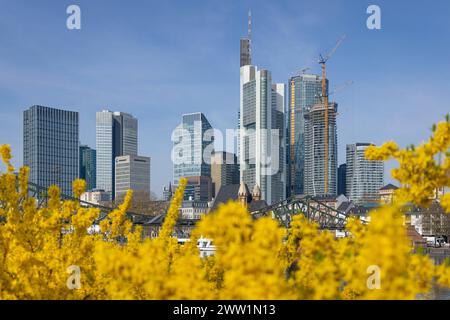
380, 183, 399, 191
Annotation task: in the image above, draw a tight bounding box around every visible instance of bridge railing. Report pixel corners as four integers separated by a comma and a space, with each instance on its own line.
20, 182, 349, 231
251, 195, 349, 230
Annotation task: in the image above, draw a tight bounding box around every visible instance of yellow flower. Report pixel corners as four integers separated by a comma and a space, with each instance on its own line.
365, 117, 450, 213
72, 179, 86, 199
441, 193, 450, 213
0, 144, 14, 172
0, 114, 449, 302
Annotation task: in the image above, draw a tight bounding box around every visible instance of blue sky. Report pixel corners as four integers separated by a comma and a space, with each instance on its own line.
1, 0, 449, 196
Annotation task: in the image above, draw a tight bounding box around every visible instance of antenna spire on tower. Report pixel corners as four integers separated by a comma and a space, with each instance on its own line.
248, 9, 252, 63
240, 10, 252, 67
248, 9, 252, 41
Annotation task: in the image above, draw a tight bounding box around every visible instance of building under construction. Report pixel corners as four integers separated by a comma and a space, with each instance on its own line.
304, 102, 338, 197
287, 73, 325, 197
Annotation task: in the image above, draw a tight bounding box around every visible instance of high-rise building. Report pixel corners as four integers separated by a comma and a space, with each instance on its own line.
237, 12, 285, 205
239, 65, 286, 205
96, 110, 138, 199
337, 163, 347, 196
172, 112, 214, 186
184, 176, 213, 202
79, 145, 96, 191
304, 102, 338, 197
287, 74, 325, 197
23, 105, 79, 196
211, 152, 239, 197
271, 83, 287, 203
115, 155, 150, 202
346, 143, 384, 204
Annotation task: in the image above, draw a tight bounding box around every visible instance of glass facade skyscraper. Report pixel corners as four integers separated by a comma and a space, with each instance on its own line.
23, 105, 79, 196
337, 163, 347, 196
287, 74, 326, 197
79, 145, 96, 191
96, 110, 138, 199
346, 143, 384, 204
239, 65, 286, 205
172, 112, 213, 186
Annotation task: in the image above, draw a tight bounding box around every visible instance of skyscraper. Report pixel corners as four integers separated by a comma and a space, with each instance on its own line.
23, 105, 79, 196
172, 112, 214, 186
304, 102, 338, 197
115, 155, 150, 203
184, 176, 212, 202
79, 145, 96, 191
271, 83, 287, 203
211, 151, 239, 197
239, 65, 286, 205
96, 110, 138, 199
337, 163, 347, 196
287, 74, 325, 197
346, 143, 384, 203
239, 10, 252, 67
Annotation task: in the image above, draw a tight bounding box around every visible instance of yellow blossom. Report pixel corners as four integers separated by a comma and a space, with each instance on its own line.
0, 113, 450, 301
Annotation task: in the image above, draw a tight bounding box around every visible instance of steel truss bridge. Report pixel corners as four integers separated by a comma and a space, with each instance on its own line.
252, 196, 348, 230
26, 182, 148, 224
22, 182, 349, 232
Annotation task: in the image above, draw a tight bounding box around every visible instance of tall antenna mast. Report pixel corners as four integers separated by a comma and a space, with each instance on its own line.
248, 9, 252, 60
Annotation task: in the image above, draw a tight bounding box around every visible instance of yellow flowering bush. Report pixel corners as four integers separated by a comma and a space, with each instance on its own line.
365, 116, 450, 212
0, 116, 449, 300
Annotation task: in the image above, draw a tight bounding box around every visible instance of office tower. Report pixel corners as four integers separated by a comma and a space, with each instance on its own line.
115, 155, 150, 202
184, 176, 213, 202
23, 105, 79, 196
79, 145, 96, 191
346, 143, 384, 204
271, 83, 286, 203
172, 112, 214, 186
96, 110, 138, 199
239, 64, 286, 205
337, 163, 347, 196
287, 74, 325, 197
304, 102, 338, 197
211, 151, 239, 197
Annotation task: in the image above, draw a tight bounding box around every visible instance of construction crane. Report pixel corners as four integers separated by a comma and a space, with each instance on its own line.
329, 80, 353, 97
299, 67, 311, 75
318, 34, 345, 195
315, 80, 353, 102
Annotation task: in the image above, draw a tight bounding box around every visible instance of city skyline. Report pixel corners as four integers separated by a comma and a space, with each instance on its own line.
2, 1, 450, 196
